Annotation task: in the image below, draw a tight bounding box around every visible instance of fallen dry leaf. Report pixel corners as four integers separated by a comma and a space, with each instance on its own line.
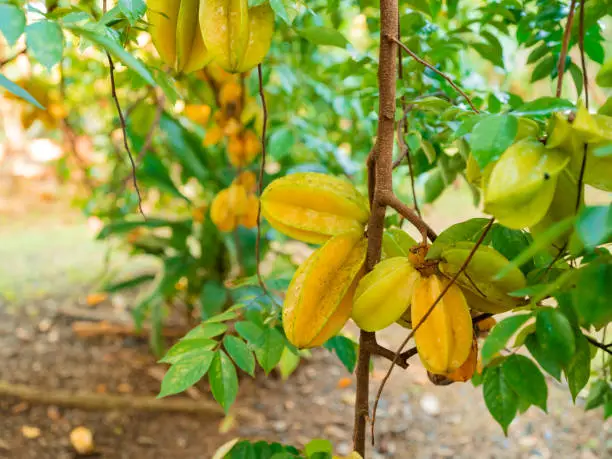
21, 426, 41, 439
85, 293, 108, 307
70, 426, 94, 455
117, 383, 133, 394
47, 406, 61, 421
337, 377, 353, 389
12, 402, 28, 414
95, 384, 107, 394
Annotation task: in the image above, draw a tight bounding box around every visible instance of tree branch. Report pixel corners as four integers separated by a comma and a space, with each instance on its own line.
380, 192, 437, 242
556, 0, 578, 98
353, 1, 399, 454
0, 47, 26, 68
387, 35, 479, 114
586, 336, 612, 355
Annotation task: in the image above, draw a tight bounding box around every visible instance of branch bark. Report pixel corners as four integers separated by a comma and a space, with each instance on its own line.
556, 0, 578, 98
353, 1, 398, 455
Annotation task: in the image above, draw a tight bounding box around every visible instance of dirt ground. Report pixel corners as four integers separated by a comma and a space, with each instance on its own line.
0, 190, 610, 459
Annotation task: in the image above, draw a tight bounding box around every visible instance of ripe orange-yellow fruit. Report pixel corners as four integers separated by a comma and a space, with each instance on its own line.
183, 104, 212, 125
203, 125, 224, 147
220, 81, 243, 108
446, 337, 478, 382
283, 230, 367, 348
411, 275, 472, 374
261, 172, 370, 244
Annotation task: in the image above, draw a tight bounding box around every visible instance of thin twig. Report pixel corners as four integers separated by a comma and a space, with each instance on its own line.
388, 35, 479, 114
106, 50, 146, 219
575, 0, 589, 212
255, 64, 272, 298
370, 218, 494, 441
395, 15, 421, 220
578, 0, 589, 110
556, 0, 578, 98
0, 47, 26, 67
381, 192, 437, 242
586, 336, 612, 356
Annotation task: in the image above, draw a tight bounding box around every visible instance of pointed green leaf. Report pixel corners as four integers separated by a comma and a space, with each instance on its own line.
502, 354, 548, 412
470, 115, 518, 169
208, 350, 239, 412
483, 365, 519, 435
481, 314, 531, 365
0, 4, 26, 46
223, 335, 255, 376
254, 328, 285, 374
565, 333, 591, 402
535, 308, 576, 366
0, 74, 45, 109
26, 21, 64, 70
158, 351, 214, 398
159, 338, 216, 364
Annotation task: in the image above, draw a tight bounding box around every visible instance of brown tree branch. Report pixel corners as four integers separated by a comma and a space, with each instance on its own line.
0, 380, 224, 415
556, 0, 578, 98
380, 192, 437, 242
255, 64, 273, 299
578, 0, 589, 110
387, 35, 479, 114
353, 1, 399, 454
361, 335, 415, 370
0, 47, 26, 67
370, 218, 495, 441
586, 336, 612, 356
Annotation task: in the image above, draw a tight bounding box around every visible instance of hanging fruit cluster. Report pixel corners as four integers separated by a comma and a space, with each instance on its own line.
210, 171, 258, 232
468, 104, 612, 250
260, 172, 529, 382
147, 0, 274, 74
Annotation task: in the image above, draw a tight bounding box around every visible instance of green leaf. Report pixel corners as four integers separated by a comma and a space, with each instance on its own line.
118, 0, 146, 24
26, 21, 64, 70
277, 347, 300, 380
585, 380, 610, 411
569, 63, 583, 96
575, 205, 612, 249
254, 327, 285, 374
158, 351, 214, 398
298, 27, 349, 48
535, 308, 576, 366
235, 321, 265, 347
208, 350, 239, 412
0, 4, 26, 46
304, 439, 333, 457
502, 354, 547, 412
483, 365, 519, 435
269, 0, 290, 24
512, 97, 574, 116
470, 115, 518, 169
525, 333, 562, 380
427, 218, 490, 260
481, 314, 531, 365
565, 333, 591, 402
223, 335, 255, 376
183, 322, 228, 340
324, 335, 358, 373
139, 154, 189, 201
159, 339, 216, 364
269, 127, 295, 159
422, 167, 447, 203
495, 217, 575, 280
65, 24, 155, 86
200, 280, 228, 320
0, 74, 45, 109
596, 59, 612, 88
531, 55, 555, 82
571, 262, 612, 329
